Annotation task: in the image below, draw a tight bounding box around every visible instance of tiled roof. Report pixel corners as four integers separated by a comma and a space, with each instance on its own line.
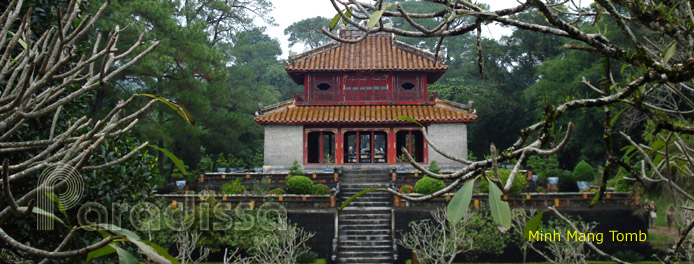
285, 34, 448, 73
255, 99, 476, 125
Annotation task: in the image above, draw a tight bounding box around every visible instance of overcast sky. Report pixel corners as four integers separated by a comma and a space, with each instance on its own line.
264, 0, 523, 59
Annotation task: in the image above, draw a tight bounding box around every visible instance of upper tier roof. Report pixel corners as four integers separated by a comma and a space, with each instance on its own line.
285, 30, 447, 84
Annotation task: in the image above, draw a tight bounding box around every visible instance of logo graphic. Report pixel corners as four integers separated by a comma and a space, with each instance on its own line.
37, 163, 83, 230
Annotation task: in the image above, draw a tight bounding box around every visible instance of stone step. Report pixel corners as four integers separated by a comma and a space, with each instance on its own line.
338, 229, 390, 236
339, 234, 391, 241
339, 218, 390, 225
337, 192, 392, 201
339, 244, 392, 250
340, 223, 390, 229
339, 250, 392, 257
339, 213, 390, 219
337, 197, 391, 203
336, 256, 393, 263
340, 239, 392, 246
336, 169, 394, 264
340, 183, 391, 188
341, 179, 390, 182
341, 206, 392, 211
342, 201, 391, 207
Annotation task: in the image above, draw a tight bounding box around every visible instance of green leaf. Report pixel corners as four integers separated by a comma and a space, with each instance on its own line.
141, 240, 180, 264
150, 145, 186, 176
19, 206, 65, 225
114, 245, 138, 264
523, 211, 545, 240
343, 7, 353, 25
87, 244, 117, 263
128, 239, 173, 264
367, 10, 384, 29
610, 107, 629, 127
446, 180, 474, 225
488, 183, 511, 229
395, 116, 423, 127
44, 192, 70, 226
340, 188, 387, 210
136, 94, 194, 125
330, 13, 341, 31
7, 31, 27, 50
662, 41, 677, 64
592, 6, 604, 26
96, 224, 141, 241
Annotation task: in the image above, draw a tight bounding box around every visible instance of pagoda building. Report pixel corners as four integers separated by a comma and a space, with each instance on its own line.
255, 29, 476, 171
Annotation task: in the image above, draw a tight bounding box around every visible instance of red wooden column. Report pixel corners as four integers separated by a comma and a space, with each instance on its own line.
388, 127, 396, 164
336, 128, 343, 165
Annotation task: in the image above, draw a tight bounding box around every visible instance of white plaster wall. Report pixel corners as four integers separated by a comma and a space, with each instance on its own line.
263, 125, 304, 169
427, 123, 468, 167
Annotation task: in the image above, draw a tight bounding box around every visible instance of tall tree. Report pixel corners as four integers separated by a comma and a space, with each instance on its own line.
284, 16, 333, 49
88, 0, 281, 175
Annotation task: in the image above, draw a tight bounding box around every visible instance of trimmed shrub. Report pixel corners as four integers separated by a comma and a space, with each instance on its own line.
286, 175, 314, 194
289, 160, 304, 176
400, 184, 414, 194
572, 160, 595, 182
269, 188, 286, 195
414, 176, 446, 194
558, 171, 578, 192
478, 169, 528, 194
220, 178, 246, 195
428, 161, 441, 174
312, 184, 330, 195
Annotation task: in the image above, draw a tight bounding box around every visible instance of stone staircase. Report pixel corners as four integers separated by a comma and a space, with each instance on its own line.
335, 168, 395, 264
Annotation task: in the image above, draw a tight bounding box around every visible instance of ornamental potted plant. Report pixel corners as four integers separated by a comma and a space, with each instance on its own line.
215, 153, 228, 173
323, 154, 335, 172
252, 152, 264, 173
197, 154, 214, 173
171, 168, 186, 191
229, 154, 244, 172
396, 154, 408, 172
573, 160, 595, 191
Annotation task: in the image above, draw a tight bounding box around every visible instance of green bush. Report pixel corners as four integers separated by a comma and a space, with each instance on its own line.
572, 160, 595, 182
289, 160, 304, 176
287, 175, 314, 194
527, 155, 565, 182
250, 176, 271, 195
612, 250, 644, 262
414, 176, 446, 194
428, 161, 441, 174
197, 154, 214, 171
312, 184, 330, 195
613, 171, 633, 192
400, 185, 414, 194
269, 188, 286, 195
478, 169, 528, 194
466, 211, 513, 259
558, 170, 578, 192
220, 178, 246, 195
215, 153, 228, 168
297, 251, 319, 263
